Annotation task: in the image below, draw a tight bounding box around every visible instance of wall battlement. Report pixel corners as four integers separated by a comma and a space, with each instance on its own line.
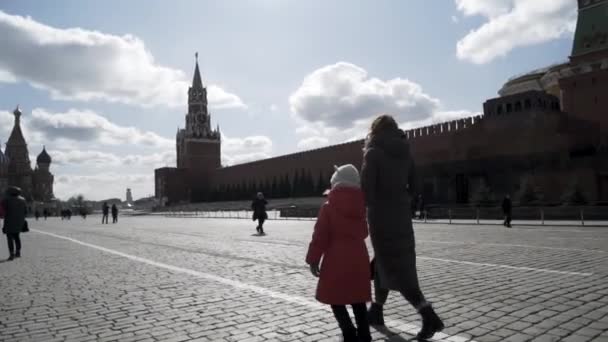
403, 115, 484, 140
218, 114, 484, 172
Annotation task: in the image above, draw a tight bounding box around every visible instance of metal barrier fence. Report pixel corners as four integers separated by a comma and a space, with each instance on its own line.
425, 206, 608, 226
163, 209, 316, 221
161, 206, 608, 226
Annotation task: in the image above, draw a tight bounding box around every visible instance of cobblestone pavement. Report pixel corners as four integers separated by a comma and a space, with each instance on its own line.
1, 216, 607, 342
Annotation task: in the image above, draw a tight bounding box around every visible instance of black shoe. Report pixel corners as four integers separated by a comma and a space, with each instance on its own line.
8, 255, 15, 261
417, 305, 444, 340
15, 252, 20, 258
367, 303, 385, 326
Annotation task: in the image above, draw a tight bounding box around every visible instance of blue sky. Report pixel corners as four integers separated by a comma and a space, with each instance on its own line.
0, 0, 577, 200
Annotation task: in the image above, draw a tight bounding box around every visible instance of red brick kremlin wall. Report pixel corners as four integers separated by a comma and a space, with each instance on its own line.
212, 116, 485, 190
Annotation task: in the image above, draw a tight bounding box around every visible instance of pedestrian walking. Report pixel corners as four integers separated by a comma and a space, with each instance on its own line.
306, 164, 371, 342
43, 208, 48, 220
251, 192, 268, 235
502, 195, 512, 228
361, 114, 444, 340
417, 194, 425, 220
1, 186, 27, 261
35, 209, 40, 221
111, 204, 118, 224
102, 202, 109, 224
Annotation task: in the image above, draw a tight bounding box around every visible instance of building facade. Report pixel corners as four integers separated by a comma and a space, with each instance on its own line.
1, 106, 55, 202
155, 1, 608, 206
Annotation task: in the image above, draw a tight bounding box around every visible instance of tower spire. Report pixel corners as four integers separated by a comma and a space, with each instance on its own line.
192, 52, 203, 89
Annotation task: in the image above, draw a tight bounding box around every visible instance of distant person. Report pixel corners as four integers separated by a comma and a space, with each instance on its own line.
43, 208, 48, 220
102, 202, 109, 224
35, 209, 40, 221
306, 164, 371, 342
417, 194, 425, 219
81, 208, 87, 220
111, 204, 118, 224
1, 187, 27, 261
361, 115, 444, 340
251, 192, 268, 235
502, 195, 512, 228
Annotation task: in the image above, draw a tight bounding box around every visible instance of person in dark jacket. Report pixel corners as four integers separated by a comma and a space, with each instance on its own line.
102, 202, 109, 224
251, 192, 268, 235
2, 186, 27, 261
416, 194, 425, 219
361, 115, 444, 340
502, 195, 512, 228
111, 204, 118, 224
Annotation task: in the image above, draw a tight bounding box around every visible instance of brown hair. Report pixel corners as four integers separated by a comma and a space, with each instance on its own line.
369, 114, 398, 137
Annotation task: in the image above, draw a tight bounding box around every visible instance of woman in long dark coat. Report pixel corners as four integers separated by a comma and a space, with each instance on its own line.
2, 186, 27, 261
361, 115, 444, 340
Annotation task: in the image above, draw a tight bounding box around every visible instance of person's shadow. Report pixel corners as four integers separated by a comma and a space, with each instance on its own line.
373, 325, 417, 341
0, 259, 12, 264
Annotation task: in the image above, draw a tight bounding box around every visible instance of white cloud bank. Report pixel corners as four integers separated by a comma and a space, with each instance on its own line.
455, 0, 577, 64
290, 62, 473, 149
222, 134, 273, 166
1, 108, 273, 200
0, 10, 245, 109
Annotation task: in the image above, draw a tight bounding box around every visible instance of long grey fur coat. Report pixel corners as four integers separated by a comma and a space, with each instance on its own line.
361, 127, 420, 291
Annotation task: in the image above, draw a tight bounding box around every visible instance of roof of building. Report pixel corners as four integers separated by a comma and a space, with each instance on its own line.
0, 149, 9, 165
7, 107, 27, 147
192, 53, 204, 89
572, 1, 608, 57
37, 146, 51, 164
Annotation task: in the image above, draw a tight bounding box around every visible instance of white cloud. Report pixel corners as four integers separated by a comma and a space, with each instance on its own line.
3, 107, 275, 200
0, 10, 245, 109
54, 173, 154, 201
52, 149, 175, 168
297, 136, 329, 150
28, 108, 174, 148
455, 0, 512, 17
289, 62, 474, 149
221, 134, 273, 166
289, 62, 440, 130
455, 0, 577, 64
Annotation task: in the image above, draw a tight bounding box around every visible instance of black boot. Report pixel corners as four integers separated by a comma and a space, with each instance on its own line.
15, 251, 20, 258
8, 254, 15, 261
417, 305, 444, 340
367, 303, 385, 326
339, 329, 357, 342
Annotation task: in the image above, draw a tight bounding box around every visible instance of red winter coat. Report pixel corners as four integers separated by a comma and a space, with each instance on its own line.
306, 186, 371, 305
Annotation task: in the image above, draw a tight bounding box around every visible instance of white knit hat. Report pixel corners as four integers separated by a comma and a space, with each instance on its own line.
330, 164, 360, 189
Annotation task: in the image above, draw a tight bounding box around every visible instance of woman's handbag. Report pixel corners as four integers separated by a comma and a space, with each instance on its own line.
22, 219, 29, 233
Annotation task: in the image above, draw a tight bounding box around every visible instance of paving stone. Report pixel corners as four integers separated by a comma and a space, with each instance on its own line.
0, 218, 607, 342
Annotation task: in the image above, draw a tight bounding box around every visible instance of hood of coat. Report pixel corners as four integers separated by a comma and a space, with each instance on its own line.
327, 186, 365, 220
365, 128, 409, 159
330, 164, 360, 189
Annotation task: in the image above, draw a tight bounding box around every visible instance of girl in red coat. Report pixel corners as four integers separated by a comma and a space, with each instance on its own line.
306, 164, 372, 342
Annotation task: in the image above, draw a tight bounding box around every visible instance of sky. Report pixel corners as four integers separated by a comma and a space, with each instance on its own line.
0, 0, 577, 201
